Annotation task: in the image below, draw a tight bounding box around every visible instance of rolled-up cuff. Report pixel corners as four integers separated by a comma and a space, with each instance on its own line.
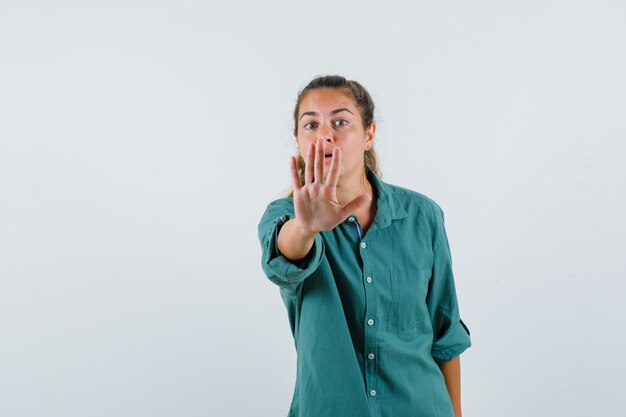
262, 214, 325, 290
431, 318, 472, 364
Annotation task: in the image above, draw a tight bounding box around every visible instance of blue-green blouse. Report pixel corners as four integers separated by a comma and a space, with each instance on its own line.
257, 167, 471, 417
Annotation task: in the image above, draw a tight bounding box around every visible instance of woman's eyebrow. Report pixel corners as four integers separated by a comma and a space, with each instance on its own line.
299, 108, 354, 120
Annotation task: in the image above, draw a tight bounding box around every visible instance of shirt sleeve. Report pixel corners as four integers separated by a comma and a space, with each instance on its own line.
426, 205, 472, 364
257, 198, 325, 291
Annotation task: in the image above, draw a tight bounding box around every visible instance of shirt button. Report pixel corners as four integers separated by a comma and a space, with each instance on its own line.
370, 389, 377, 397
367, 318, 374, 326
348, 217, 354, 222
361, 242, 367, 249
366, 276, 372, 283
368, 353, 375, 360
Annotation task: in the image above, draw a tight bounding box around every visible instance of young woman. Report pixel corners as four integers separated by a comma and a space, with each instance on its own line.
258, 75, 471, 417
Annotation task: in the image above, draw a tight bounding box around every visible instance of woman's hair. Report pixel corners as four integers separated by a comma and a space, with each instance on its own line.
287, 75, 382, 198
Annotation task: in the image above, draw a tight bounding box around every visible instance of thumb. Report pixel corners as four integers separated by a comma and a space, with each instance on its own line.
340, 193, 372, 219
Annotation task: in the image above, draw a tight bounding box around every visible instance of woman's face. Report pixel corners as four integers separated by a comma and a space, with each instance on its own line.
295, 88, 375, 180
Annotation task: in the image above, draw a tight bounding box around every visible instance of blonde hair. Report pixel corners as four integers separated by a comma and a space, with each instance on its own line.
286, 75, 382, 198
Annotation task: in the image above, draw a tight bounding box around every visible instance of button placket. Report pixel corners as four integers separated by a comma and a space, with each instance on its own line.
361, 236, 378, 400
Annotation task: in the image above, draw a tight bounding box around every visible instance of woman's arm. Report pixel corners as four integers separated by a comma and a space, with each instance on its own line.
438, 355, 463, 417
277, 218, 317, 262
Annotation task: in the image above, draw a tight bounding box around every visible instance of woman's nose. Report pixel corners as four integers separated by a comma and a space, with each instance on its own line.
316, 125, 334, 142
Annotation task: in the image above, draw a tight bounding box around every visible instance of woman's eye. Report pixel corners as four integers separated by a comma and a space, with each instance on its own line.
334, 119, 348, 126
304, 122, 316, 129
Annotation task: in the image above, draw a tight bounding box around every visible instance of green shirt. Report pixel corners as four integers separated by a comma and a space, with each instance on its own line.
257, 167, 471, 417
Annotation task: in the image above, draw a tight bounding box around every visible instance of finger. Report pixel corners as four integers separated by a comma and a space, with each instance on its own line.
314, 137, 324, 183
304, 142, 314, 185
341, 193, 372, 219
290, 155, 302, 191
327, 147, 341, 189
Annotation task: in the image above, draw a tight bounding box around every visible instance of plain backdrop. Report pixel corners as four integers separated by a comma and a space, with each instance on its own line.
1, 1, 625, 416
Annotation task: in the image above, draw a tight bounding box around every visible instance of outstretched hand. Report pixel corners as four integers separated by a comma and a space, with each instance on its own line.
290, 137, 372, 235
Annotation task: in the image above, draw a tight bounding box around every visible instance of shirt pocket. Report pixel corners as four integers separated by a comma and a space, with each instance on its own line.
386, 267, 431, 332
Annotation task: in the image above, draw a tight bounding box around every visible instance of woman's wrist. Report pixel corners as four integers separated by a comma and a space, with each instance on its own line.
278, 218, 318, 262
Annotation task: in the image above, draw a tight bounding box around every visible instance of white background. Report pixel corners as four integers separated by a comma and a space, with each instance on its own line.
1, 1, 625, 416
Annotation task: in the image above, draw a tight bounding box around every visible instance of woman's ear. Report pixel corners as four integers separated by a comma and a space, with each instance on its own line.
365, 122, 376, 149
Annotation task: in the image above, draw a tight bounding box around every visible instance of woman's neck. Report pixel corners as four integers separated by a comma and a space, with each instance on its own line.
335, 168, 375, 209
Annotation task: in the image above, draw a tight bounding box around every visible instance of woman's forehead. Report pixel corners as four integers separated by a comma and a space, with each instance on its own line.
299, 88, 357, 115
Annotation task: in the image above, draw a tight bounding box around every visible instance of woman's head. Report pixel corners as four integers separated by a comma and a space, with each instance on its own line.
288, 75, 381, 197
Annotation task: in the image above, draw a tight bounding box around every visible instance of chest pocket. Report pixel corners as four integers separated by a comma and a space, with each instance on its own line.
386, 267, 431, 332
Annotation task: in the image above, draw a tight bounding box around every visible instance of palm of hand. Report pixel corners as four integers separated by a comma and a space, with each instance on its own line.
293, 181, 344, 233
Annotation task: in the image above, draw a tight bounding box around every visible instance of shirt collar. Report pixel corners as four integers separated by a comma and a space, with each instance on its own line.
366, 166, 408, 230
